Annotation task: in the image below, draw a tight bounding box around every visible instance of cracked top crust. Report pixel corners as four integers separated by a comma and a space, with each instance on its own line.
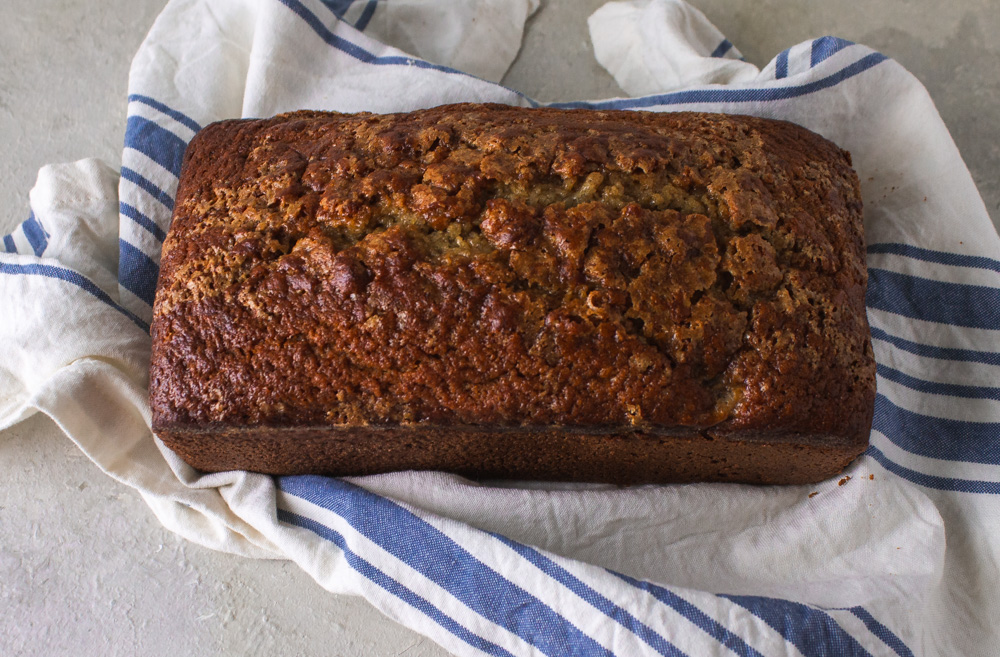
150, 104, 875, 442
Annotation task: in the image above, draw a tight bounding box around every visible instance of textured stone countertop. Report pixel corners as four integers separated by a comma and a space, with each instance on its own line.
1, 1, 996, 655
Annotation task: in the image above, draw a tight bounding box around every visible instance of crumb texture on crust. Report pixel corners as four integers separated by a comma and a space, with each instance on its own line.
150, 104, 874, 444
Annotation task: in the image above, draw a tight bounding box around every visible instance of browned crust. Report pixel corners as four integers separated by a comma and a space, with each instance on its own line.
149, 103, 875, 484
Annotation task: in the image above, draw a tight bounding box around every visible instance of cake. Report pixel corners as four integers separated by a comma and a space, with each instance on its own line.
149, 104, 875, 484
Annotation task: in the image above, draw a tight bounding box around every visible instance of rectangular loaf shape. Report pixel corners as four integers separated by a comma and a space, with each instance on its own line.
149, 104, 876, 485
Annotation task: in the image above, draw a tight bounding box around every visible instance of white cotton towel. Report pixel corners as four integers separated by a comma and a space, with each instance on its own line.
3, 0, 999, 654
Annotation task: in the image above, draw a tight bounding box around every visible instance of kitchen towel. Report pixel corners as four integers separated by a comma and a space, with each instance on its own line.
2, 0, 999, 654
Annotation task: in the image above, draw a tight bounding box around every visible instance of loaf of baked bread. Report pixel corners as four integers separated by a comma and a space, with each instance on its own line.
149, 103, 875, 485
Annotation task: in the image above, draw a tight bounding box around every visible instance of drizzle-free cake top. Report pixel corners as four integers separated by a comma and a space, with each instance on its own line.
150, 104, 873, 447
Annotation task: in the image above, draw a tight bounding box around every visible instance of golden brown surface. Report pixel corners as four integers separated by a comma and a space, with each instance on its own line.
149, 104, 875, 484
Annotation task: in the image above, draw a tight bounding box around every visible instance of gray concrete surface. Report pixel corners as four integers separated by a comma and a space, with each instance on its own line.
1, 415, 448, 657
1, 0, 997, 655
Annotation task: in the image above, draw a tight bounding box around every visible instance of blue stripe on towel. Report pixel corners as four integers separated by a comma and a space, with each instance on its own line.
353, 0, 377, 31
119, 202, 168, 243
118, 240, 159, 307
124, 115, 188, 178
607, 570, 766, 657
319, 0, 354, 18
710, 39, 733, 58
877, 363, 1000, 401
866, 445, 1000, 495
489, 535, 690, 657
276, 0, 538, 106
278, 508, 521, 657
723, 595, 873, 657
120, 166, 175, 211
127, 94, 202, 133
867, 268, 1000, 330
23, 211, 49, 256
549, 53, 888, 110
0, 261, 149, 332
811, 37, 854, 67
874, 393, 1000, 465
848, 607, 915, 657
775, 49, 790, 79
279, 476, 617, 656
868, 243, 1000, 274
869, 326, 1000, 366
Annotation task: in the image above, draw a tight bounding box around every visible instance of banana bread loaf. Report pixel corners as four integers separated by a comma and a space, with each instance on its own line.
149, 104, 875, 485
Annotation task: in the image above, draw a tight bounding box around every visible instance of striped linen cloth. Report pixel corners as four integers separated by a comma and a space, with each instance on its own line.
2, 0, 998, 654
